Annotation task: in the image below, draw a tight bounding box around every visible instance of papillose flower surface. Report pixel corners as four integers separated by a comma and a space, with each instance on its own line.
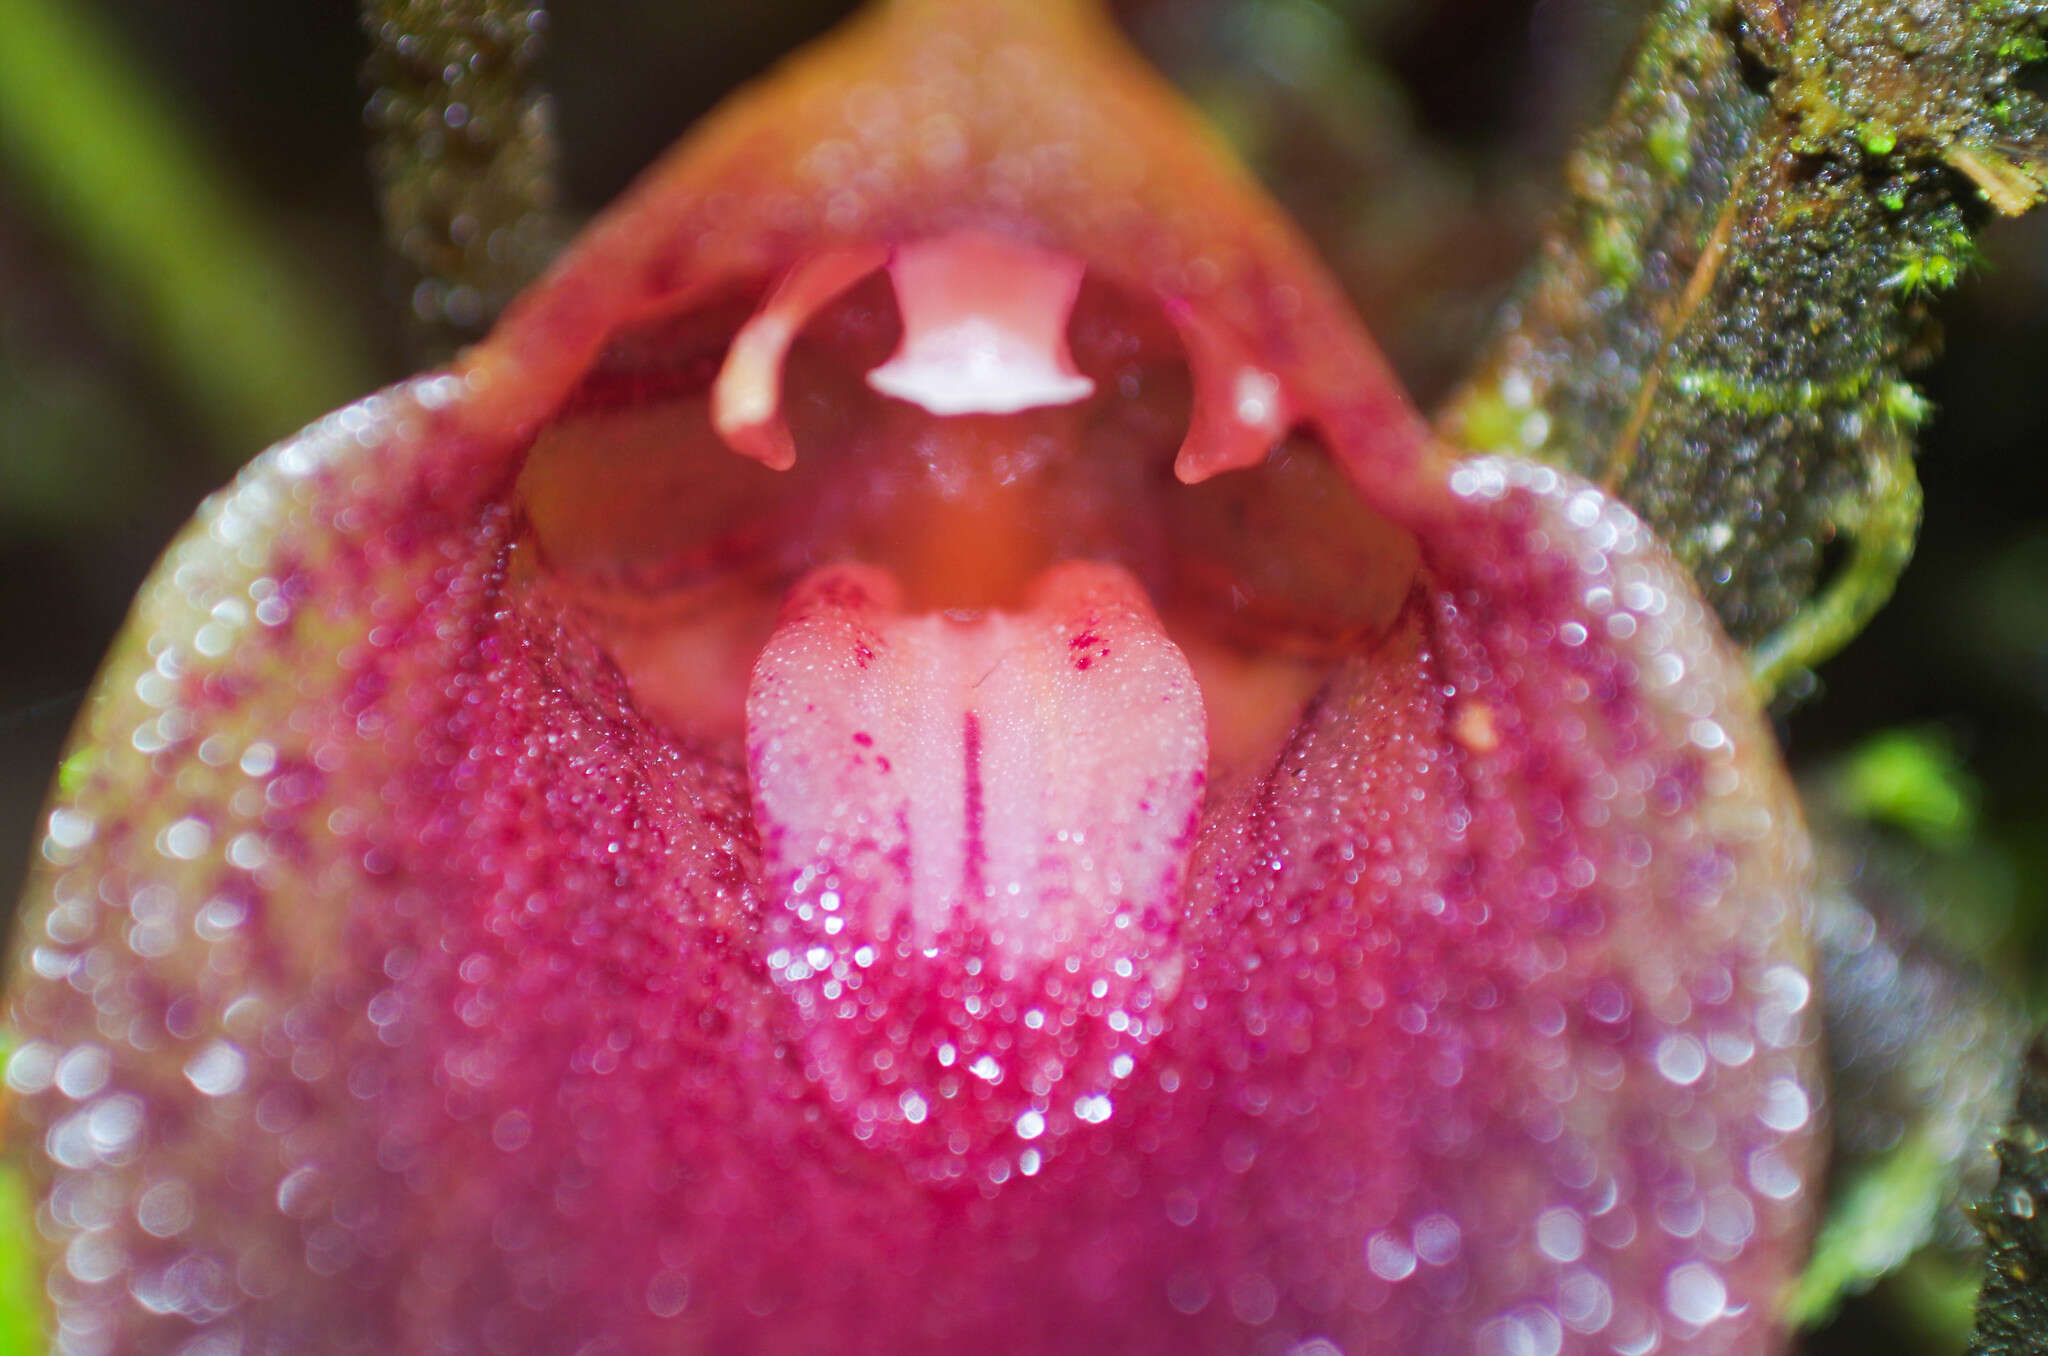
6, 2, 1819, 1352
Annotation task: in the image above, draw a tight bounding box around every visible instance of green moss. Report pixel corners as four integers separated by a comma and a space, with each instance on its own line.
1644, 104, 1693, 177
1881, 379, 1936, 426
1671, 367, 1877, 416
1586, 215, 1644, 288
1885, 251, 1962, 293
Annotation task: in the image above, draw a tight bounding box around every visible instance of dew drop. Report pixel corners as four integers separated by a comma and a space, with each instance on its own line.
1663, 1261, 1726, 1326
1535, 1207, 1585, 1263
1653, 1034, 1706, 1086
182, 1042, 247, 1098
1367, 1230, 1417, 1282
646, 1268, 692, 1319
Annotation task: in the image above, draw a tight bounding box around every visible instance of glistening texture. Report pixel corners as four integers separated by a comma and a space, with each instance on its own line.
6, 1, 1820, 1351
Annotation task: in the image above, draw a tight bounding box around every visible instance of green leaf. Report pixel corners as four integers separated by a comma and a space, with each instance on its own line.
0, 0, 381, 462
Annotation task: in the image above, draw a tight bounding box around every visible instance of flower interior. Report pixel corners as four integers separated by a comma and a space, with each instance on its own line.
514, 228, 1422, 1174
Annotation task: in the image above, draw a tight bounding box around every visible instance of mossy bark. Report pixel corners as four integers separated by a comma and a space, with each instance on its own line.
1442, 0, 2048, 693
1969, 1035, 2048, 1354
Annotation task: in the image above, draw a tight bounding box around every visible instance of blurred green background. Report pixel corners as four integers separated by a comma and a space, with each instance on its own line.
4, 0, 2048, 1350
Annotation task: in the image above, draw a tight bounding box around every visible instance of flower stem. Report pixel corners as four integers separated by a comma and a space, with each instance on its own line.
361, 0, 566, 361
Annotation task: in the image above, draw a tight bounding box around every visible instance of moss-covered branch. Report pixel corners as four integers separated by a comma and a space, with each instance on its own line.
1968, 1034, 2048, 1354
361, 0, 565, 359
1441, 0, 2048, 693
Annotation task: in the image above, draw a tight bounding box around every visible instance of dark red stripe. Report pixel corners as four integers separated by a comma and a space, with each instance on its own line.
962, 710, 986, 905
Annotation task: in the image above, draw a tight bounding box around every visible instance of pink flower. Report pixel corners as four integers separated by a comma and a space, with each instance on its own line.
9, 2, 1818, 1352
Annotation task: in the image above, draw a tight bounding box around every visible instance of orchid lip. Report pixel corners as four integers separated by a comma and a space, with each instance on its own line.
745, 557, 1205, 1173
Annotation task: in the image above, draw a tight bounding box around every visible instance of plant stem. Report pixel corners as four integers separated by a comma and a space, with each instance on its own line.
361, 0, 565, 362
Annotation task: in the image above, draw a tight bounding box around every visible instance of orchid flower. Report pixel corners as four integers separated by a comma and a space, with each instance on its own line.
6, 2, 1819, 1352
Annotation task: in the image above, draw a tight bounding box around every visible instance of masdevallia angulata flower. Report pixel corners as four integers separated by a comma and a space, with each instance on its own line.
8, 2, 1818, 1352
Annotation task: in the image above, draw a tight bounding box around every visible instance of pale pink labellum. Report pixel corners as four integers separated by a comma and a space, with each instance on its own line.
6, 2, 1819, 1354
747, 560, 1204, 1175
